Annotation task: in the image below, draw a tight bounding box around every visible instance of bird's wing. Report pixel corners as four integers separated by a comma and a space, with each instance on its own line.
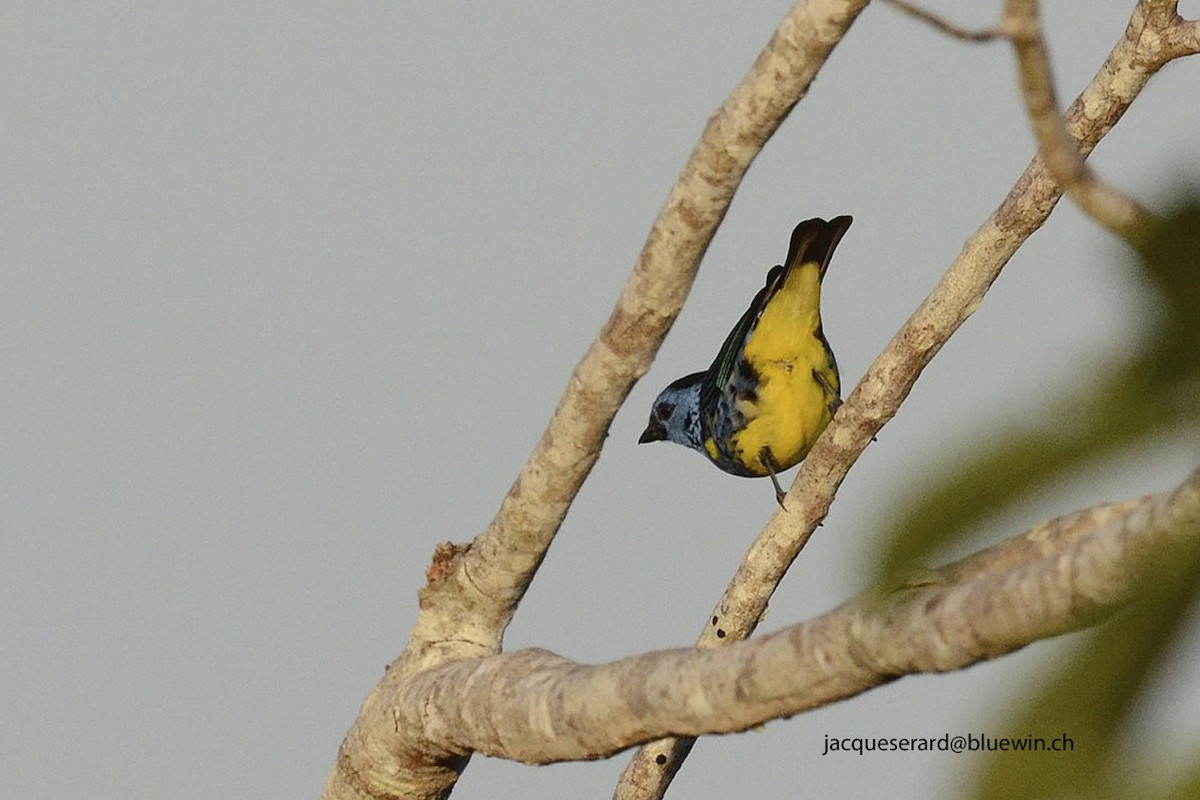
701, 264, 784, 408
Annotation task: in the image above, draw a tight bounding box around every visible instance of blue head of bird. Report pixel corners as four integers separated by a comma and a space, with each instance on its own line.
638, 372, 705, 452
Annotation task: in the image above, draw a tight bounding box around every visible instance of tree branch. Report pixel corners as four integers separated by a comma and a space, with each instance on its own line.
387, 469, 1200, 765
326, 1, 1200, 797
1002, 0, 1157, 239
886, 0, 1200, 241
881, 0, 1001, 41
324, 1, 870, 798
617, 2, 1200, 795
402, 0, 871, 668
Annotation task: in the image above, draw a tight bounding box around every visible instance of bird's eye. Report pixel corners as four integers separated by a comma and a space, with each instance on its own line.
656, 402, 675, 420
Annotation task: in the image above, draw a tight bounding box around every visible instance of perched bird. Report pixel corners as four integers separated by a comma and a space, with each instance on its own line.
638, 216, 851, 507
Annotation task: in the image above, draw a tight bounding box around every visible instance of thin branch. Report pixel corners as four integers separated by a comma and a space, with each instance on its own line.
887, 0, 1188, 241
1003, 0, 1157, 240
1161, 13, 1200, 58
617, 2, 1200, 795
881, 0, 1001, 41
390, 469, 1200, 765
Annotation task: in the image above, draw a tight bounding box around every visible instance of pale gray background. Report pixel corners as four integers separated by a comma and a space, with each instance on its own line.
5, 2, 1200, 798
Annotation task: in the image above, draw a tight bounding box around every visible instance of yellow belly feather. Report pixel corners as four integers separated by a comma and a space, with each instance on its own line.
729, 261, 835, 474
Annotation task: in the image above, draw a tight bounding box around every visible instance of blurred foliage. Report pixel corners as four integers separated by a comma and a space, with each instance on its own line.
871, 196, 1200, 800
971, 535, 1200, 800
877, 200, 1200, 580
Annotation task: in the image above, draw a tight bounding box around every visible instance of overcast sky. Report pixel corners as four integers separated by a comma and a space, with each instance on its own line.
5, 3, 1200, 798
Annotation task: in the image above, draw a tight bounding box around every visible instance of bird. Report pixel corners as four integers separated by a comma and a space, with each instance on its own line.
638, 216, 851, 507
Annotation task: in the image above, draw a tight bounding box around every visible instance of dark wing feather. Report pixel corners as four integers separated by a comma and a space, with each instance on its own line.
700, 264, 784, 409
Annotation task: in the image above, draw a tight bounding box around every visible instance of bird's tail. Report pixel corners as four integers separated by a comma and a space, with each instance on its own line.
783, 216, 853, 280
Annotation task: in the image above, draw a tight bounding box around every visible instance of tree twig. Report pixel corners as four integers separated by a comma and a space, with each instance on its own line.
1002, 0, 1157, 240
881, 0, 1001, 41
886, 0, 1172, 241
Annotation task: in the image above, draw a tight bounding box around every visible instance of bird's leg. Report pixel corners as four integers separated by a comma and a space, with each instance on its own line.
813, 370, 842, 416
759, 447, 787, 509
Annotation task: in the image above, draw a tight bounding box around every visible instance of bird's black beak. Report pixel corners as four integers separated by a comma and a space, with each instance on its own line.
638, 420, 666, 444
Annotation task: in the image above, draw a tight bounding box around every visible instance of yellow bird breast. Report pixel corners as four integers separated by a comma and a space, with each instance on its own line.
729, 262, 834, 474
728, 353, 833, 474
